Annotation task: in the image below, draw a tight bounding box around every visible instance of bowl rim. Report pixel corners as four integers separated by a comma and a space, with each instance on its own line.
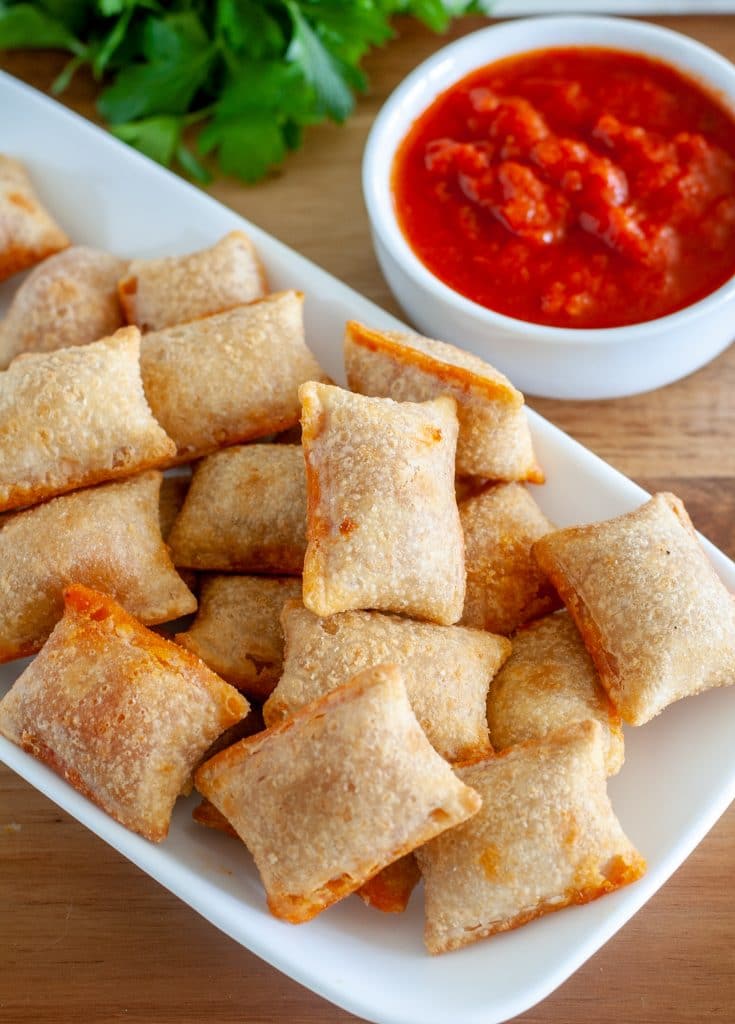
362, 14, 735, 346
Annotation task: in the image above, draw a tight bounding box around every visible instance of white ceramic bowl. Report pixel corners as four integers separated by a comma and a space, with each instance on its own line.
363, 16, 735, 400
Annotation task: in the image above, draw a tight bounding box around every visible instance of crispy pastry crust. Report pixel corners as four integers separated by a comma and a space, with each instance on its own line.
168, 444, 306, 573
0, 245, 127, 368
0, 472, 196, 662
344, 321, 543, 482
356, 855, 421, 914
265, 602, 511, 762
0, 585, 248, 842
416, 721, 645, 954
0, 326, 175, 512
158, 474, 191, 542
192, 790, 420, 914
0, 155, 69, 282
533, 492, 735, 725
487, 611, 624, 774
118, 231, 267, 331
193, 797, 239, 837
300, 382, 465, 624
176, 576, 302, 697
460, 482, 561, 635
140, 292, 327, 463
195, 664, 482, 923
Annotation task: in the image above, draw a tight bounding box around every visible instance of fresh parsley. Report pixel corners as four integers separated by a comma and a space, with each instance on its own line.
0, 0, 486, 183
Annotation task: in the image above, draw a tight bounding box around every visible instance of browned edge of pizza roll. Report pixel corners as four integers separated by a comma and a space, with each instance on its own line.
0, 584, 249, 842
0, 155, 70, 282
118, 231, 267, 331
195, 663, 481, 923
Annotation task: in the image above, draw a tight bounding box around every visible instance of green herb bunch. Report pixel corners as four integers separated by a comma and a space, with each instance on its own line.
0, 0, 485, 182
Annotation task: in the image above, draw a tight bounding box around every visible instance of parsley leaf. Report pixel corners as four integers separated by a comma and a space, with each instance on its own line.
286, 2, 354, 123
98, 12, 214, 122
0, 2, 83, 51
0, 0, 486, 182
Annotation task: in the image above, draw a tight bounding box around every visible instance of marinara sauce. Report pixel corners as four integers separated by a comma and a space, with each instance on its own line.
392, 48, 735, 329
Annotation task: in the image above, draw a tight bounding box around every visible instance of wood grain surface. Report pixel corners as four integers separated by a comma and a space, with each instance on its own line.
2, 14, 735, 1024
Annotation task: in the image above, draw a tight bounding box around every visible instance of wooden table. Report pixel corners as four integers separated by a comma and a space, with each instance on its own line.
2, 13, 735, 1023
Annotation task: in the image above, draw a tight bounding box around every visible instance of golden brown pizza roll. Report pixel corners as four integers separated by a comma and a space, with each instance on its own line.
0, 246, 127, 368
140, 292, 327, 463
192, 787, 419, 913
344, 321, 543, 483
487, 612, 624, 774
460, 482, 561, 635
118, 231, 266, 331
195, 663, 481, 923
0, 584, 249, 842
264, 602, 511, 762
176, 576, 302, 698
0, 326, 175, 513
168, 445, 306, 573
300, 382, 465, 624
158, 473, 191, 542
0, 471, 196, 662
416, 720, 646, 954
533, 493, 735, 725
0, 155, 69, 282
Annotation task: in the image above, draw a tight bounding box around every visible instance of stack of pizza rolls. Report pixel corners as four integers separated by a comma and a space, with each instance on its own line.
3, 156, 735, 956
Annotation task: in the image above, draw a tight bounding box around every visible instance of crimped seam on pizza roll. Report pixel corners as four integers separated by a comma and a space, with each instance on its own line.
0, 585, 248, 842
300, 382, 465, 624
118, 231, 267, 331
195, 663, 481, 923
0, 326, 175, 513
344, 321, 543, 482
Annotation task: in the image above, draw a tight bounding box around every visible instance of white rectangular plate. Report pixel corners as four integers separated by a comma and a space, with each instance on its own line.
2, 70, 735, 1024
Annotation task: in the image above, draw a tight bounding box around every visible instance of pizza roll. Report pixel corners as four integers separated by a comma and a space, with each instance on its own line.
176, 576, 302, 698
0, 246, 127, 368
460, 482, 561, 635
0, 155, 69, 282
416, 720, 646, 954
118, 231, 266, 331
0, 585, 249, 842
140, 292, 327, 463
158, 473, 191, 542
195, 664, 481, 923
0, 327, 175, 512
192, 785, 420, 913
344, 321, 543, 482
487, 612, 624, 774
300, 382, 465, 624
265, 602, 511, 762
168, 445, 306, 573
533, 493, 735, 725
0, 471, 196, 662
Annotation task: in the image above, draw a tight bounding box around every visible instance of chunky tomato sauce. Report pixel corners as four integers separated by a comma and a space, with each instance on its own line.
392, 48, 735, 329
